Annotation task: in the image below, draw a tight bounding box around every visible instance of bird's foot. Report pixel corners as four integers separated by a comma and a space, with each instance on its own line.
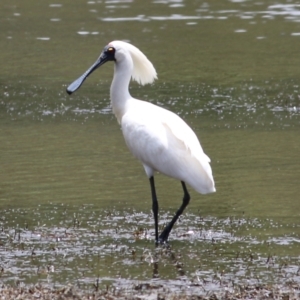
156, 237, 168, 245
155, 239, 170, 248
157, 229, 170, 246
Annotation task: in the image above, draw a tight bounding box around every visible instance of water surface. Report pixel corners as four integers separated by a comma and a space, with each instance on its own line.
0, 0, 299, 292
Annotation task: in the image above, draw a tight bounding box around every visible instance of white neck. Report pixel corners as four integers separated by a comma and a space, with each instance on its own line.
110, 57, 133, 123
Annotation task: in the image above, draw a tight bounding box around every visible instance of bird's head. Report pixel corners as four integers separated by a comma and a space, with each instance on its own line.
66, 40, 157, 95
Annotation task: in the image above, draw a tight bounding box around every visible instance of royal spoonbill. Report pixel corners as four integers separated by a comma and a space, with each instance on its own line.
66, 41, 216, 244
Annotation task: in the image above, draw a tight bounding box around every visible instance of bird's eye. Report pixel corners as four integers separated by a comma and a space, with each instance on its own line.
107, 47, 115, 53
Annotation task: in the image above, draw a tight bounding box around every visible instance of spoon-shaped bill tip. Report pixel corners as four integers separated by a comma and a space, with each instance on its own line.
66, 55, 109, 96
66, 74, 87, 95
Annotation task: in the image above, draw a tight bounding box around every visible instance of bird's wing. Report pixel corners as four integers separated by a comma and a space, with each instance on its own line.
121, 100, 209, 164
159, 112, 215, 193
121, 100, 211, 162
160, 109, 211, 163
121, 101, 215, 193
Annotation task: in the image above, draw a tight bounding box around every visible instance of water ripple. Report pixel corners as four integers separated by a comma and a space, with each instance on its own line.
96, 2, 300, 23
1, 80, 299, 129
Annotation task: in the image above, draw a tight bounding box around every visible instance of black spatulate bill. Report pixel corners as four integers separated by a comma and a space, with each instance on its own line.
66, 48, 114, 95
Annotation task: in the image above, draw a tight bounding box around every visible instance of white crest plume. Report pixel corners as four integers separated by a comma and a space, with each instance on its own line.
111, 41, 157, 85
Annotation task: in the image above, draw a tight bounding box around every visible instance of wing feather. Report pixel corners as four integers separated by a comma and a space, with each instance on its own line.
121, 100, 215, 194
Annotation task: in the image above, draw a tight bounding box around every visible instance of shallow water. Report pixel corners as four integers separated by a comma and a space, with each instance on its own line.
0, 0, 300, 292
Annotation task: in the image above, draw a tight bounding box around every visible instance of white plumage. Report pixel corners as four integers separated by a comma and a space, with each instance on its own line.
67, 40, 215, 244
121, 99, 214, 194
116, 41, 157, 85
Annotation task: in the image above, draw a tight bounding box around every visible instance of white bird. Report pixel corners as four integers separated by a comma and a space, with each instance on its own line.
66, 40, 216, 244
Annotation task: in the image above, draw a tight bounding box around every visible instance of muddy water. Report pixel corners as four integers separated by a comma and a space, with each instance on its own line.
0, 0, 300, 291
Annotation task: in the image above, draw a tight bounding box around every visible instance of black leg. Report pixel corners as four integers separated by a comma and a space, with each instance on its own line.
158, 181, 190, 243
149, 176, 159, 243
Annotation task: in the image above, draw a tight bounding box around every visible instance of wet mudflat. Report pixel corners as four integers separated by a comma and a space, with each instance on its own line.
1, 204, 300, 298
